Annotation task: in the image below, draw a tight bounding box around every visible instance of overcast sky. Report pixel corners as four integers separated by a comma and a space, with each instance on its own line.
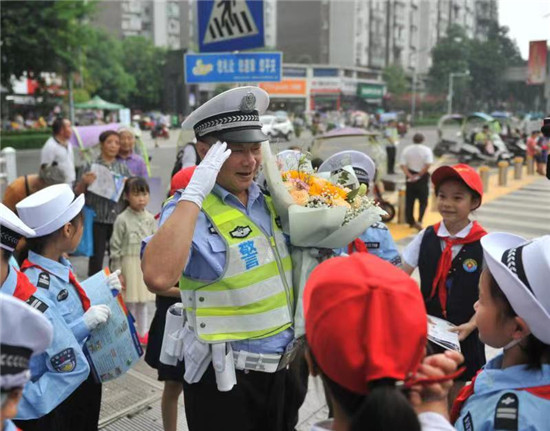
498, 0, 550, 60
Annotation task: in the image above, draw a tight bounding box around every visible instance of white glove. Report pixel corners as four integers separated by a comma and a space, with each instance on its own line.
178, 141, 231, 208
107, 269, 122, 292
83, 304, 111, 331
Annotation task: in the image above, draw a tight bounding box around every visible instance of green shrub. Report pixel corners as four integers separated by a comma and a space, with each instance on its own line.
0, 133, 50, 149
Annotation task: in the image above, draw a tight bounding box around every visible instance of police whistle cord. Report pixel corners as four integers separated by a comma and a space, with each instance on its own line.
397, 366, 467, 389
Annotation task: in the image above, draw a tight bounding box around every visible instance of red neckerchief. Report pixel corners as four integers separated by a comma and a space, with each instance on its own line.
347, 238, 368, 254
450, 371, 550, 424
13, 269, 38, 302
431, 221, 487, 317
21, 259, 91, 311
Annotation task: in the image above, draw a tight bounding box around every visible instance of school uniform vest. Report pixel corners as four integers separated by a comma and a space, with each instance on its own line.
179, 193, 294, 343
418, 226, 483, 325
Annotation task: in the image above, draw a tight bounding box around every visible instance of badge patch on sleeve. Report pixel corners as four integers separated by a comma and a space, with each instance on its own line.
494, 393, 518, 430
51, 348, 77, 373
25, 295, 49, 313
230, 226, 252, 239
37, 272, 50, 289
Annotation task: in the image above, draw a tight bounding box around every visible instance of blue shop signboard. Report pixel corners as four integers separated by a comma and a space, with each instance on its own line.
198, 0, 265, 52
184, 52, 282, 84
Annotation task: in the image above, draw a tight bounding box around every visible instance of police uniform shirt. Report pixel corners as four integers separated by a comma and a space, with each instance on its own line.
455, 354, 550, 431
159, 182, 294, 354
403, 221, 473, 267
23, 251, 89, 344
1, 265, 90, 419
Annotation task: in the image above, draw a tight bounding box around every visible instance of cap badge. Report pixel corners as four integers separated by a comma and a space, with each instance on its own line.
240, 92, 256, 113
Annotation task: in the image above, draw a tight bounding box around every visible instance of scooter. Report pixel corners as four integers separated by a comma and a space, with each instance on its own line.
151, 124, 170, 139
503, 137, 527, 158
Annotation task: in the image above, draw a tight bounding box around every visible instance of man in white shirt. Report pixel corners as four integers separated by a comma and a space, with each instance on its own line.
40, 118, 75, 186
400, 133, 434, 230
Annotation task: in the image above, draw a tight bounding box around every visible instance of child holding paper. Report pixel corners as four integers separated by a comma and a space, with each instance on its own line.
15, 184, 121, 430
110, 177, 157, 344
451, 234, 550, 430
402, 164, 488, 394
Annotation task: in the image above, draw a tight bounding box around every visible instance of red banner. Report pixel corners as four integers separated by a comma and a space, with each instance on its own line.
527, 40, 547, 85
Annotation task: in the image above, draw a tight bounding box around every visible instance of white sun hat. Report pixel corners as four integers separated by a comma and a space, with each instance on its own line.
318, 150, 376, 185
481, 233, 550, 344
16, 184, 85, 237
0, 204, 36, 251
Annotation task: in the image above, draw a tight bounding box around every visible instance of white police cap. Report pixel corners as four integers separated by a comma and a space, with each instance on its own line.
0, 293, 53, 391
16, 184, 85, 237
318, 150, 376, 184
0, 203, 35, 252
182, 86, 269, 144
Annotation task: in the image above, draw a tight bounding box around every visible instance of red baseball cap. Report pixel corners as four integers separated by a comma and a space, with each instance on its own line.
303, 253, 427, 395
170, 165, 197, 195
431, 164, 483, 198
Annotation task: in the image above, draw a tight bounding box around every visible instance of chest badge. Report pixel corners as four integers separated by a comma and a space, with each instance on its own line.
230, 226, 252, 239
37, 272, 50, 289
51, 348, 77, 373
462, 258, 478, 273
57, 289, 69, 302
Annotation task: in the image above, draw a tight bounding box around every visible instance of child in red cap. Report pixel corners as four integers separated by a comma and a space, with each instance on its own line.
403, 164, 487, 396
303, 253, 464, 431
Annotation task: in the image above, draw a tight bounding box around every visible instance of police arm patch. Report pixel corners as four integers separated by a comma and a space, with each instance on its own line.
50, 348, 77, 373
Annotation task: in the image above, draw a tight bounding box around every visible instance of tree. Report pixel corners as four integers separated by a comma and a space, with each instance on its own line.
382, 64, 408, 96
1, 1, 95, 87
121, 37, 166, 110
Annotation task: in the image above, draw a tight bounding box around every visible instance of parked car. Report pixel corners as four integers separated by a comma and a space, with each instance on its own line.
260, 115, 295, 140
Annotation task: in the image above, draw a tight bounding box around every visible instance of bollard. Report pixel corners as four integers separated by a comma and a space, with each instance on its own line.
479, 166, 490, 194
1, 147, 17, 184
497, 161, 509, 186
513, 157, 524, 180
397, 187, 407, 224
526, 155, 535, 175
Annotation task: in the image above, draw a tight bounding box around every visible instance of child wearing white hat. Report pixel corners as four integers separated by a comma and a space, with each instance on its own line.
451, 233, 550, 430
14, 184, 120, 430
0, 204, 90, 429
1, 293, 53, 431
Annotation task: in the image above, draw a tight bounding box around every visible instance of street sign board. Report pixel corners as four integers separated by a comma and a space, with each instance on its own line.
185, 52, 281, 84
198, 0, 265, 52
357, 83, 386, 100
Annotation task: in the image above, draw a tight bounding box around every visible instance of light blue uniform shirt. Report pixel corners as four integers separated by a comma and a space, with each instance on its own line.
1, 265, 90, 419
455, 354, 550, 431
3, 420, 16, 431
335, 222, 401, 266
23, 251, 90, 344
159, 182, 294, 354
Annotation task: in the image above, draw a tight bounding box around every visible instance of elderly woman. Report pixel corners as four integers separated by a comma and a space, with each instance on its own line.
117, 126, 148, 177
75, 130, 130, 275
3, 163, 65, 212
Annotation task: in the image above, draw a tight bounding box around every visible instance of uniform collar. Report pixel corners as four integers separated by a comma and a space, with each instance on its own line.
28, 251, 71, 282
1, 265, 17, 295
474, 354, 550, 394
212, 182, 263, 212
437, 221, 473, 239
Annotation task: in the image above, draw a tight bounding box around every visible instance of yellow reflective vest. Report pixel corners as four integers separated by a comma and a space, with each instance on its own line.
180, 193, 294, 343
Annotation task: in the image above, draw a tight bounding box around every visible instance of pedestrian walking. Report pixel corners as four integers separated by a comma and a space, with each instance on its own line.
110, 177, 156, 344
402, 164, 488, 401
15, 184, 121, 430
40, 118, 75, 186
143, 86, 299, 431
303, 252, 463, 431
451, 233, 550, 430
74, 130, 130, 276
400, 133, 434, 230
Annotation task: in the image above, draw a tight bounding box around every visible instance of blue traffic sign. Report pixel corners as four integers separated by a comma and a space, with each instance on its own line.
185, 52, 282, 84
198, 0, 265, 53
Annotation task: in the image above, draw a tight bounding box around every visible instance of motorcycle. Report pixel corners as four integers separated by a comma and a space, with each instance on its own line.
151, 124, 170, 139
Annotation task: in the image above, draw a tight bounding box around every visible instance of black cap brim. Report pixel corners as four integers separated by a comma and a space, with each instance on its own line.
204, 127, 268, 144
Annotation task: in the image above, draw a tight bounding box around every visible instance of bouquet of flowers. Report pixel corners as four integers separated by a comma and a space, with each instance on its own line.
261, 143, 386, 336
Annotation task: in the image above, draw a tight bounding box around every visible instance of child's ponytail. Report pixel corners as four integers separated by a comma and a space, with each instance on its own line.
350, 379, 421, 431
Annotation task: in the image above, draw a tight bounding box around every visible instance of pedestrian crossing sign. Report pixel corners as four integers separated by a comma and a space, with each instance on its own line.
198, 0, 265, 53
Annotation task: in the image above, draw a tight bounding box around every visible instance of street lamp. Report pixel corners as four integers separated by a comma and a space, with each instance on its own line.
447, 71, 470, 115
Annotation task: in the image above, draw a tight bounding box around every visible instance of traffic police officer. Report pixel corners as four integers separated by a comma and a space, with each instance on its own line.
0, 204, 90, 430
1, 293, 53, 431
143, 86, 298, 431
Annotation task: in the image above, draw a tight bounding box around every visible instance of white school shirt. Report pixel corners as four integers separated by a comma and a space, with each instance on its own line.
400, 144, 434, 172
40, 137, 76, 185
403, 221, 473, 268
